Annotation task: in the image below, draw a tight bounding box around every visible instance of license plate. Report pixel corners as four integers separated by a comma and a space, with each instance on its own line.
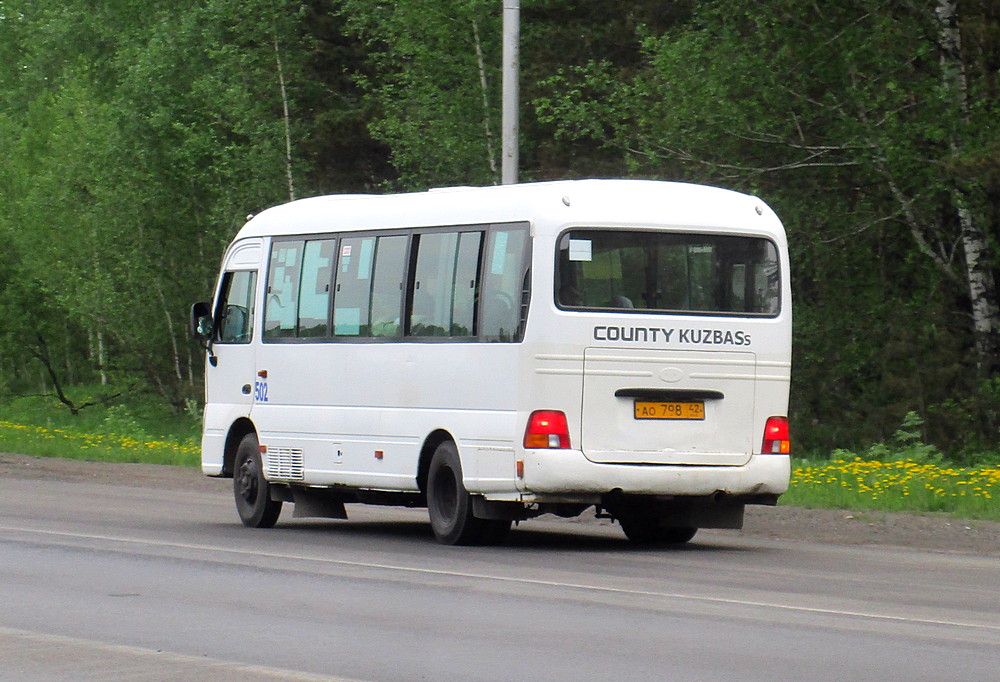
633, 400, 705, 420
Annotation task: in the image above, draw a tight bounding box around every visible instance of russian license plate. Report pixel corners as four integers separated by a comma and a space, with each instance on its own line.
633, 400, 705, 420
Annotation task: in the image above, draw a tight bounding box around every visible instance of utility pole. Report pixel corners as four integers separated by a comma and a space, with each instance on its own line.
501, 0, 519, 185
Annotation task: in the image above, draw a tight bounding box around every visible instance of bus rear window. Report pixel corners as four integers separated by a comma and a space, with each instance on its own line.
557, 230, 780, 316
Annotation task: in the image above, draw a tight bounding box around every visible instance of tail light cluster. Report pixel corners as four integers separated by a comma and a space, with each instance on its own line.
762, 416, 791, 454
523, 410, 571, 449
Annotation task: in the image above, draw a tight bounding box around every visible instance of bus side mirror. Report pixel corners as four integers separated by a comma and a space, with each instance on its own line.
191, 302, 218, 367
191, 302, 213, 341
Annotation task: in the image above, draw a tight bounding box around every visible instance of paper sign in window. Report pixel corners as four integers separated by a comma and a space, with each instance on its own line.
569, 239, 592, 262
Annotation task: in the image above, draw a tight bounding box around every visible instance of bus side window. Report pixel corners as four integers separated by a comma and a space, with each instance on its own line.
481, 226, 528, 341
334, 237, 376, 336
264, 240, 304, 339
297, 239, 336, 337
408, 231, 481, 338
369, 235, 407, 338
452, 232, 481, 336
216, 270, 257, 344
755, 243, 781, 314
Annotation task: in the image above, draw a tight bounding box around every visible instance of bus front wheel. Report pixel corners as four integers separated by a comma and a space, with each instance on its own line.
427, 441, 510, 545
234, 432, 282, 528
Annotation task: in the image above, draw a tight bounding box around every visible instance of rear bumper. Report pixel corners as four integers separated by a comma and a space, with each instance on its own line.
520, 449, 790, 499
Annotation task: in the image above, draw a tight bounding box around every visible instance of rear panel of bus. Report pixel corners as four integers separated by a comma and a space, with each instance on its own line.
520, 207, 791, 491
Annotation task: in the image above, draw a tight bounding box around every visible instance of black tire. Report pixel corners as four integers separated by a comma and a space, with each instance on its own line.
426, 441, 511, 546
615, 507, 697, 545
654, 526, 698, 544
233, 432, 282, 528
478, 518, 512, 546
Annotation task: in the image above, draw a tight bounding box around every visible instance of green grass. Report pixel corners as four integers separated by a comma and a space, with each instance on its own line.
783, 457, 1000, 521
0, 419, 200, 466
781, 410, 1000, 521
0, 393, 200, 467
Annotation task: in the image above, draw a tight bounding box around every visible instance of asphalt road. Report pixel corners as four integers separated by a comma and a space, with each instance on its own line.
0, 474, 998, 681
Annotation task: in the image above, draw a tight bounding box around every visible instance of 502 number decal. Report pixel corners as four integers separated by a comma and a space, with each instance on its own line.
253, 381, 269, 402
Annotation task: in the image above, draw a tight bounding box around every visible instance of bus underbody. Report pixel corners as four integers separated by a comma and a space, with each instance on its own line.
260, 478, 782, 545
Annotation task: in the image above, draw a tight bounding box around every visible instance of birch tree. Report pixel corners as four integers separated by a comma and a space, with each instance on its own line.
539, 1, 999, 374
535, 0, 1000, 449
0, 0, 311, 408
339, 0, 504, 188
933, 0, 999, 373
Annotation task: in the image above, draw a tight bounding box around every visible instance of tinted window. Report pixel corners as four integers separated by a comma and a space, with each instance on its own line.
451, 232, 482, 336
264, 241, 304, 338
370, 235, 408, 338
481, 227, 529, 340
298, 239, 336, 337
261, 223, 530, 343
409, 231, 482, 337
557, 230, 779, 315
334, 236, 376, 336
216, 270, 256, 343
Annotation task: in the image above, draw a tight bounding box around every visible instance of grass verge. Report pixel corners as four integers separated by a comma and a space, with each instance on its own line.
0, 393, 200, 467
0, 419, 200, 467
783, 457, 1000, 521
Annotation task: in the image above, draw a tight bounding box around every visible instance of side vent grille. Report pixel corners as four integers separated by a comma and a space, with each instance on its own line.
265, 447, 304, 481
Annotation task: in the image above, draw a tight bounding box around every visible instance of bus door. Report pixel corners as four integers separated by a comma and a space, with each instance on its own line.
206, 239, 263, 422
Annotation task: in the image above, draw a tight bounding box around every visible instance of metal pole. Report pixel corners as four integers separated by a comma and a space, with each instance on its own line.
501, 0, 520, 185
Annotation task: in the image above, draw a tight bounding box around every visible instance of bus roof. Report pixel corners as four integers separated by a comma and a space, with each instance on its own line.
235, 179, 784, 241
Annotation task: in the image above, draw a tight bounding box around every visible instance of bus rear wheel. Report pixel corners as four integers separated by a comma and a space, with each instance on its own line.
234, 432, 282, 528
427, 441, 510, 546
613, 506, 697, 545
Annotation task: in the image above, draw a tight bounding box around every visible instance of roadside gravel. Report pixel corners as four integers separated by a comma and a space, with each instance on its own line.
3, 452, 997, 556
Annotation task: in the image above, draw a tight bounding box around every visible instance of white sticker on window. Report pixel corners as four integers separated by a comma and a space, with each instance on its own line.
569, 239, 593, 262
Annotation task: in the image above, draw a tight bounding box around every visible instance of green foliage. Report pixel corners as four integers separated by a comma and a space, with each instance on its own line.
0, 390, 200, 466
0, 0, 997, 464
534, 0, 1000, 455
0, 0, 380, 409
926, 378, 1000, 464
787, 406, 998, 517
830, 412, 944, 465
783, 455, 999, 520
101, 404, 152, 442
339, 0, 505, 189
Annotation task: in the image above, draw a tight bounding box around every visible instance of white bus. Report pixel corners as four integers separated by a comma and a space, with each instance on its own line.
192, 179, 792, 545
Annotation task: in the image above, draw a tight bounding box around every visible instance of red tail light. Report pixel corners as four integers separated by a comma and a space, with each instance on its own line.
524, 410, 571, 449
762, 416, 790, 454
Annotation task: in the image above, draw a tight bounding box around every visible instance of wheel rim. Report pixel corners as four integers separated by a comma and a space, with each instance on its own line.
237, 456, 258, 505
431, 464, 458, 523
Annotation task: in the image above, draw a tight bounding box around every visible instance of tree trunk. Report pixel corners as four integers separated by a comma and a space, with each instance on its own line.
274, 31, 296, 202
97, 329, 108, 386
936, 0, 1000, 374
472, 19, 499, 182
154, 280, 183, 382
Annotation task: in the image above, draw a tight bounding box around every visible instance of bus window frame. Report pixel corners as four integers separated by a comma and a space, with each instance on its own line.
213, 270, 257, 344
261, 221, 532, 345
